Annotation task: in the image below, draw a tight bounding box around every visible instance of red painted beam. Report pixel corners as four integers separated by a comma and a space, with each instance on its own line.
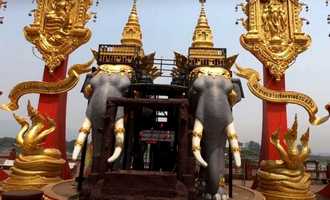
252, 68, 288, 190
0, 169, 8, 181
37, 59, 71, 179
260, 68, 287, 161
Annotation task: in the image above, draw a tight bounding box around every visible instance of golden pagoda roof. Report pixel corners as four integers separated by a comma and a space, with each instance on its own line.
121, 0, 143, 47
192, 2, 214, 48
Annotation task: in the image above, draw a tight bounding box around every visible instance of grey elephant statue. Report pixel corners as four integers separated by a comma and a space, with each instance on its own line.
171, 2, 243, 197
72, 0, 161, 166
174, 51, 243, 199
72, 63, 133, 166
190, 66, 243, 198
72, 49, 158, 169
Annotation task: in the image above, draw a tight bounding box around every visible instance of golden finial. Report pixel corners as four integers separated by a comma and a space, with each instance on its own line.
121, 0, 143, 47
192, 0, 214, 48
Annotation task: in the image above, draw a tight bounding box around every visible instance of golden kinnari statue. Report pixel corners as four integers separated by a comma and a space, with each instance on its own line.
257, 116, 315, 200
240, 0, 311, 81
24, 0, 93, 72
2, 101, 65, 191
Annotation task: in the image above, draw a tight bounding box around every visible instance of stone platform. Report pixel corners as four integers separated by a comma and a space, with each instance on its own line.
43, 179, 78, 200
42, 179, 265, 200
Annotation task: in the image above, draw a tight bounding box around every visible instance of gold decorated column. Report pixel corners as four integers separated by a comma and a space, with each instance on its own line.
237, 0, 311, 162
22, 0, 93, 179
235, 1, 322, 199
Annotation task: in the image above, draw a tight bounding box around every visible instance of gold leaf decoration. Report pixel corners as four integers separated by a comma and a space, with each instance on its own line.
240, 0, 311, 81
0, 58, 94, 112
235, 64, 330, 126
24, 0, 93, 72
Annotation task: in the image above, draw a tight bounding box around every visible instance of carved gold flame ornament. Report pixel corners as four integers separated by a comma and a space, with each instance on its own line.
0, 58, 94, 112
257, 115, 315, 200
24, 0, 93, 72
235, 64, 330, 125
2, 101, 65, 191
240, 0, 311, 81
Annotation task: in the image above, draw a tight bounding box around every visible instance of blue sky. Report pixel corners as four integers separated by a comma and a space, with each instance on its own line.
1, 0, 330, 154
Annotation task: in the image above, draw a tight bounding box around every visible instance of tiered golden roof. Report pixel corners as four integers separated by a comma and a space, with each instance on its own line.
121, 0, 143, 48
192, 2, 214, 48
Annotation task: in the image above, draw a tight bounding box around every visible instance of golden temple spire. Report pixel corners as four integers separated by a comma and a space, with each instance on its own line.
192, 1, 214, 48
121, 0, 143, 47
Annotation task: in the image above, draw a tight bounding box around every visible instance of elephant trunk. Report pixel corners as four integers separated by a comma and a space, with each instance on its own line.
226, 122, 241, 167
108, 118, 125, 163
192, 119, 208, 167
72, 118, 92, 161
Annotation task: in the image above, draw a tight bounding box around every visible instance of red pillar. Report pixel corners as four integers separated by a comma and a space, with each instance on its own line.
260, 68, 287, 161
0, 169, 8, 181
37, 58, 71, 179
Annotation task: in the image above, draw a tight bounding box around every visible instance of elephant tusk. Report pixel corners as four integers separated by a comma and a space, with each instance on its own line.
192, 119, 208, 167
226, 122, 242, 167
108, 118, 125, 163
193, 148, 208, 168
72, 118, 92, 161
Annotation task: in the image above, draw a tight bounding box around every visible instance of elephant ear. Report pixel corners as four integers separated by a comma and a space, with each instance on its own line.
231, 78, 244, 106
81, 73, 94, 100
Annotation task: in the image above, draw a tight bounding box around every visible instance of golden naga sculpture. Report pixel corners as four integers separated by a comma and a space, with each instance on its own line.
2, 101, 65, 191
239, 0, 311, 81
0, 58, 94, 112
24, 0, 93, 72
235, 64, 330, 126
257, 116, 315, 200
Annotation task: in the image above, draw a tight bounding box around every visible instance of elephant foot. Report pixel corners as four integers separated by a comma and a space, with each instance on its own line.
196, 180, 229, 200
202, 191, 229, 200
214, 193, 229, 200
215, 187, 229, 200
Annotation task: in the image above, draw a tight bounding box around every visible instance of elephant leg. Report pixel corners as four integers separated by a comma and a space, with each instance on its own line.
225, 122, 241, 167
72, 117, 92, 160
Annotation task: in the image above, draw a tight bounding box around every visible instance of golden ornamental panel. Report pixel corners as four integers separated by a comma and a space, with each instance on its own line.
240, 0, 311, 81
24, 0, 93, 73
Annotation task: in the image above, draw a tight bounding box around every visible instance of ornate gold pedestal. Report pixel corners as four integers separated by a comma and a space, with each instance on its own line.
2, 102, 65, 191
260, 191, 315, 200
258, 169, 315, 200
257, 116, 316, 200
3, 174, 63, 191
